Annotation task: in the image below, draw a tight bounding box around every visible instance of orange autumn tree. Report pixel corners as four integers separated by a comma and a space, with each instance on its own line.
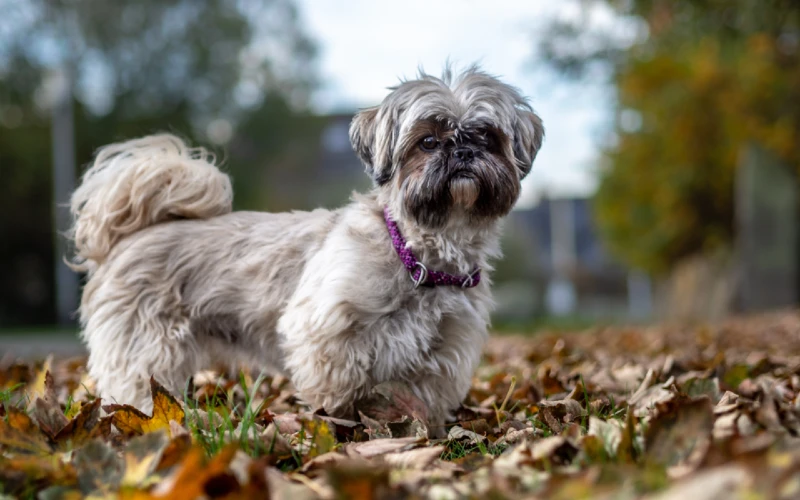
541, 1, 800, 273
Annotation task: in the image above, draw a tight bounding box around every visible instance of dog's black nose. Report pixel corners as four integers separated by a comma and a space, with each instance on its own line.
453, 147, 474, 162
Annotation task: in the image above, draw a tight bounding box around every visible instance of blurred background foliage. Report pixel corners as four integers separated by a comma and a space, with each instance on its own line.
0, 0, 320, 324
541, 0, 800, 274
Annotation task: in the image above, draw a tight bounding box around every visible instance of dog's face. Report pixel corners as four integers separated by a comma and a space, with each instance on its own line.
350, 67, 544, 228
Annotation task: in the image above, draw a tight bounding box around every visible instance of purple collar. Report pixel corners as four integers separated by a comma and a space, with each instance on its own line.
383, 208, 481, 289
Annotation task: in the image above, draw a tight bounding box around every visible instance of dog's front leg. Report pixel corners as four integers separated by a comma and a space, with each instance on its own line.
278, 303, 371, 417
406, 313, 488, 436
277, 255, 373, 418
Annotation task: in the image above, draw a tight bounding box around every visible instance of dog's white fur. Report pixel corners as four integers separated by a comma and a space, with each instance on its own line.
68, 67, 543, 425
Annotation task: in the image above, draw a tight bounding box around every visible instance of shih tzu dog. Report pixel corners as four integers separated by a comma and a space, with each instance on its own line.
68, 66, 544, 427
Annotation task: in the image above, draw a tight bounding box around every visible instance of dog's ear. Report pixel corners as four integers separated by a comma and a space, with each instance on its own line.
512, 109, 544, 179
350, 106, 394, 185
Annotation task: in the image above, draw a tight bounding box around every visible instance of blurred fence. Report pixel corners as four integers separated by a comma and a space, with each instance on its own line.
656, 144, 800, 322
737, 144, 799, 312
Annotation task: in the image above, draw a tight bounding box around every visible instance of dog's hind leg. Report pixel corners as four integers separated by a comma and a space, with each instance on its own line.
80, 281, 204, 413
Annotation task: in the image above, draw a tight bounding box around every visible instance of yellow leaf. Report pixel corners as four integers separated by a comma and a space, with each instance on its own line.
106, 378, 185, 437
145, 380, 185, 433
0, 407, 53, 455
304, 418, 337, 459
6, 405, 36, 432
121, 431, 170, 488
65, 400, 82, 420
25, 356, 52, 410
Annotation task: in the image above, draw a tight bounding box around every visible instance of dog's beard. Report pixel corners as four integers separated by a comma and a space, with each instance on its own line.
449, 175, 480, 208
399, 151, 520, 229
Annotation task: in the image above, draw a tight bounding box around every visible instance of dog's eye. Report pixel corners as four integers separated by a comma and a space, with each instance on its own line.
420, 136, 439, 152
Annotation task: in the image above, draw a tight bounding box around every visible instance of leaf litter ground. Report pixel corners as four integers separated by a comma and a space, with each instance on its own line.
3, 311, 800, 499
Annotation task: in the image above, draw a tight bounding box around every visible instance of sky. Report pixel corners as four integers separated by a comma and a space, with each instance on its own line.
295, 0, 619, 207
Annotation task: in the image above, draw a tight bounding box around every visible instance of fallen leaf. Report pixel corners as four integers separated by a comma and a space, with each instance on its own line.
264, 466, 318, 500
587, 416, 623, 458
150, 445, 238, 499
644, 397, 714, 478
300, 450, 354, 474
120, 431, 170, 487
53, 399, 110, 449
0, 454, 77, 496
538, 398, 588, 424
326, 462, 392, 500
155, 434, 193, 472
386, 415, 428, 439
25, 356, 53, 410
643, 464, 751, 500
273, 413, 303, 434
541, 407, 563, 434
380, 445, 445, 469
631, 377, 677, 417
304, 418, 337, 458
617, 408, 638, 463
0, 406, 53, 454
359, 410, 392, 439
345, 437, 427, 458
31, 372, 68, 439
105, 378, 185, 437
64, 400, 82, 420
261, 422, 293, 458
73, 439, 124, 494
447, 425, 487, 444
495, 427, 542, 447
355, 382, 429, 425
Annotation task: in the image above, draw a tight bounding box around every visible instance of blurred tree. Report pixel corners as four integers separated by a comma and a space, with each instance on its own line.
539, 1, 800, 273
0, 0, 318, 325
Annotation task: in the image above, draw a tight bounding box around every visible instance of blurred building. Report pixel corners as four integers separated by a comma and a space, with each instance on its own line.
310, 114, 371, 207
499, 198, 634, 323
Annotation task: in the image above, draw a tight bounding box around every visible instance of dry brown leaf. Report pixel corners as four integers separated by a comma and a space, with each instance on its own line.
155, 434, 193, 472
355, 382, 429, 425
587, 416, 623, 457
273, 413, 303, 434
261, 422, 293, 457
300, 450, 353, 474
0, 406, 53, 455
359, 410, 392, 439
0, 454, 77, 495
643, 464, 751, 500
380, 445, 445, 469
386, 415, 428, 439
53, 399, 110, 449
645, 397, 714, 478
264, 466, 319, 500
32, 372, 68, 439
345, 437, 427, 458
447, 425, 486, 444
149, 444, 238, 499
495, 427, 542, 447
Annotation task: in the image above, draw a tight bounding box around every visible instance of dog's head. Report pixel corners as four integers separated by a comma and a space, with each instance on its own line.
350, 66, 544, 228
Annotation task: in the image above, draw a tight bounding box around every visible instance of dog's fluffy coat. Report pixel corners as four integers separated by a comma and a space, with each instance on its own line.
69, 67, 543, 424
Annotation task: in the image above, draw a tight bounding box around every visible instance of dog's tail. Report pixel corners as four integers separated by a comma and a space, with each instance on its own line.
68, 134, 233, 273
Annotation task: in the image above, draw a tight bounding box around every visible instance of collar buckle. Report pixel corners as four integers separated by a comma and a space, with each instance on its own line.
461, 267, 481, 288
409, 262, 429, 289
